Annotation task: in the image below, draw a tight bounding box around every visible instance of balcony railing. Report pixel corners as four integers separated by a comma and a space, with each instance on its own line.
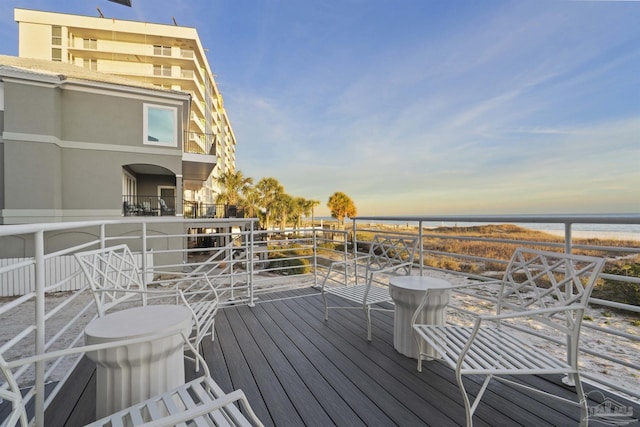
122, 195, 176, 216
0, 214, 638, 426
182, 201, 244, 219
183, 131, 215, 155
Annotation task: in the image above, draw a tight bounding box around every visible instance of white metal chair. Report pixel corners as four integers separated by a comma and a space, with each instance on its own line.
0, 329, 263, 427
321, 234, 419, 341
413, 248, 606, 427
74, 244, 219, 370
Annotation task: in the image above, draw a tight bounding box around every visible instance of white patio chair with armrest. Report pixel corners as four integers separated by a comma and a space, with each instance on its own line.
0, 329, 264, 427
321, 234, 419, 341
74, 244, 219, 371
412, 248, 605, 427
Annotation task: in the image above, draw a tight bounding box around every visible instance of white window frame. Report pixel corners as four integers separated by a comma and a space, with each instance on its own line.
143, 104, 178, 147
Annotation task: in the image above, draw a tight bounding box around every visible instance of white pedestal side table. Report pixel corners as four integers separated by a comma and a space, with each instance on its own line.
389, 276, 452, 359
84, 305, 192, 419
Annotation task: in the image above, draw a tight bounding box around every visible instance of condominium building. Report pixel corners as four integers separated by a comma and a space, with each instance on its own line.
14, 8, 236, 207
0, 55, 190, 225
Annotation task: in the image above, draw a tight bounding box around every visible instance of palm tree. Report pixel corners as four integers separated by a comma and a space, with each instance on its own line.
290, 197, 307, 230
215, 170, 253, 207
255, 177, 284, 229
304, 199, 320, 228
272, 193, 294, 231
243, 186, 261, 219
327, 191, 357, 228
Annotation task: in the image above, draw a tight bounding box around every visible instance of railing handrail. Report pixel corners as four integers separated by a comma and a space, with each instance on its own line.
354, 213, 640, 225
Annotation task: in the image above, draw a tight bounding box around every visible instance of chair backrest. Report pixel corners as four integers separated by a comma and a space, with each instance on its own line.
74, 244, 145, 316
0, 354, 29, 427
366, 234, 419, 274
496, 248, 605, 332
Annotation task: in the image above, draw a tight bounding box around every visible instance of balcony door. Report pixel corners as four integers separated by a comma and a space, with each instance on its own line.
158, 186, 176, 211
122, 171, 137, 204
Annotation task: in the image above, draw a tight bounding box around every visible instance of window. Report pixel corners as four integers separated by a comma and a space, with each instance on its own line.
181, 49, 194, 59
143, 104, 178, 147
85, 58, 97, 70
52, 26, 62, 46
153, 65, 171, 77
154, 45, 171, 56
84, 38, 97, 49
51, 48, 62, 62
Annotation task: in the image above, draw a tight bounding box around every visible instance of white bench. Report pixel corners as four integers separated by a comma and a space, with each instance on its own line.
413, 248, 605, 427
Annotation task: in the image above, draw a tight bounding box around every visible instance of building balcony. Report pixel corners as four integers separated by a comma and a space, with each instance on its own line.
182, 131, 217, 182
182, 202, 245, 219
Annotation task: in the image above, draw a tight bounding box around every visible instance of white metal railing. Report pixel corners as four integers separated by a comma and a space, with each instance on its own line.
0, 214, 638, 425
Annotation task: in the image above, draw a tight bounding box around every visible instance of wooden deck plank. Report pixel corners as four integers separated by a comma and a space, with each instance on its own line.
211, 305, 278, 425
257, 295, 394, 426
234, 303, 336, 427
247, 304, 361, 426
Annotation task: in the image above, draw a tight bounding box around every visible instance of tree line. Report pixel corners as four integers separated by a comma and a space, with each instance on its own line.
215, 170, 357, 229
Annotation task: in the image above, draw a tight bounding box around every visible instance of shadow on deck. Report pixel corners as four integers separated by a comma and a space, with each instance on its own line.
44, 287, 639, 426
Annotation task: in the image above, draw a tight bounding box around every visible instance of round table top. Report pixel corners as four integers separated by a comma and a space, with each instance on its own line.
85, 305, 192, 342
389, 275, 452, 291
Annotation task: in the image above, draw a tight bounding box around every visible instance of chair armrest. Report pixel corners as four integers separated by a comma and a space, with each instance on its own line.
477, 304, 586, 322
5, 327, 192, 369
142, 388, 264, 427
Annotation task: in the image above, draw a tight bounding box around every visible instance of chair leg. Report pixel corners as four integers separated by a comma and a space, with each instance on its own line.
415, 333, 424, 372
323, 292, 329, 321
457, 372, 493, 427
365, 305, 372, 341
572, 372, 589, 427
457, 374, 474, 427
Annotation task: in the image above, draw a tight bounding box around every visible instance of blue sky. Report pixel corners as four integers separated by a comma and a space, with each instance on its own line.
1, 1, 639, 216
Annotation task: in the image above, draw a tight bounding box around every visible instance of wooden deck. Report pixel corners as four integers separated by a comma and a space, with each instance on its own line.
41, 287, 639, 426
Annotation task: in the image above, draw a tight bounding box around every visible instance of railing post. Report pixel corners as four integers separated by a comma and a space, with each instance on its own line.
419, 220, 424, 276
34, 230, 45, 427
562, 221, 576, 386
564, 223, 572, 255
227, 226, 236, 301
141, 222, 148, 305
312, 226, 318, 287
100, 223, 106, 249
351, 220, 357, 285
248, 222, 255, 307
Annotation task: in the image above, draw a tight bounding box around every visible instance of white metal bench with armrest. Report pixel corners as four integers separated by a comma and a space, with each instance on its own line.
321, 233, 419, 341
412, 248, 605, 427
74, 244, 219, 371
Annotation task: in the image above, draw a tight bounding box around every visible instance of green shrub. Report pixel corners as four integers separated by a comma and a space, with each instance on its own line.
268, 248, 311, 275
